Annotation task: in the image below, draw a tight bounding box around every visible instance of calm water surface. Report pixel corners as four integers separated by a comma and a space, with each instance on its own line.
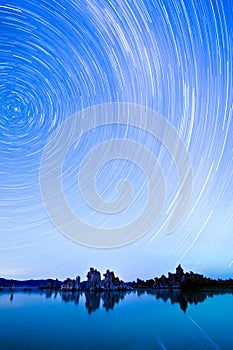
0, 289, 232, 349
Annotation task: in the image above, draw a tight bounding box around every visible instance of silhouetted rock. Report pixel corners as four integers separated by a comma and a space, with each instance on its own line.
76, 276, 81, 290
176, 264, 184, 278
61, 278, 76, 292
0, 266, 232, 294
153, 265, 211, 290
85, 268, 101, 291
76, 268, 131, 292
101, 270, 129, 291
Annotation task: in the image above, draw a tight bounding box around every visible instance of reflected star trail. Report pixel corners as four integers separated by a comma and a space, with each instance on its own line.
0, 0, 232, 280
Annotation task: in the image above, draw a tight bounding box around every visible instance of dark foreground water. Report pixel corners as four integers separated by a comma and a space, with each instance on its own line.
0, 289, 232, 349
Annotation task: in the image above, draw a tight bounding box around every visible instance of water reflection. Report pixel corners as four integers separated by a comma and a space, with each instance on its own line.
85, 292, 100, 314
61, 291, 80, 305
102, 291, 125, 311
62, 288, 233, 314
2, 288, 233, 314
0, 288, 232, 349
61, 290, 128, 313
145, 288, 233, 313
58, 289, 233, 314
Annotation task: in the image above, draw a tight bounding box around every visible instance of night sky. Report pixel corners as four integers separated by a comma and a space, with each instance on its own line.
0, 0, 232, 281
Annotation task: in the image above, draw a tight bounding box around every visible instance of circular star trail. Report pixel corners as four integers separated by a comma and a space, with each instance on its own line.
0, 0, 232, 280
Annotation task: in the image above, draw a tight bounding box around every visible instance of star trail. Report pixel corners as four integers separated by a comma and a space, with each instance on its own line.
0, 0, 232, 280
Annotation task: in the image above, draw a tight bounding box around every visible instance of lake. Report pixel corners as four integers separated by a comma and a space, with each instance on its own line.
0, 289, 232, 349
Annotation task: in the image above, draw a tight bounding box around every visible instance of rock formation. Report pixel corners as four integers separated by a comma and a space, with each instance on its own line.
60, 268, 131, 292
61, 278, 76, 292
153, 264, 208, 289
86, 268, 101, 291
8, 265, 230, 293
101, 269, 127, 290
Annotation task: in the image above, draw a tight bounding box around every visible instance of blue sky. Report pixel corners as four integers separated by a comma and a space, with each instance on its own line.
0, 0, 232, 281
